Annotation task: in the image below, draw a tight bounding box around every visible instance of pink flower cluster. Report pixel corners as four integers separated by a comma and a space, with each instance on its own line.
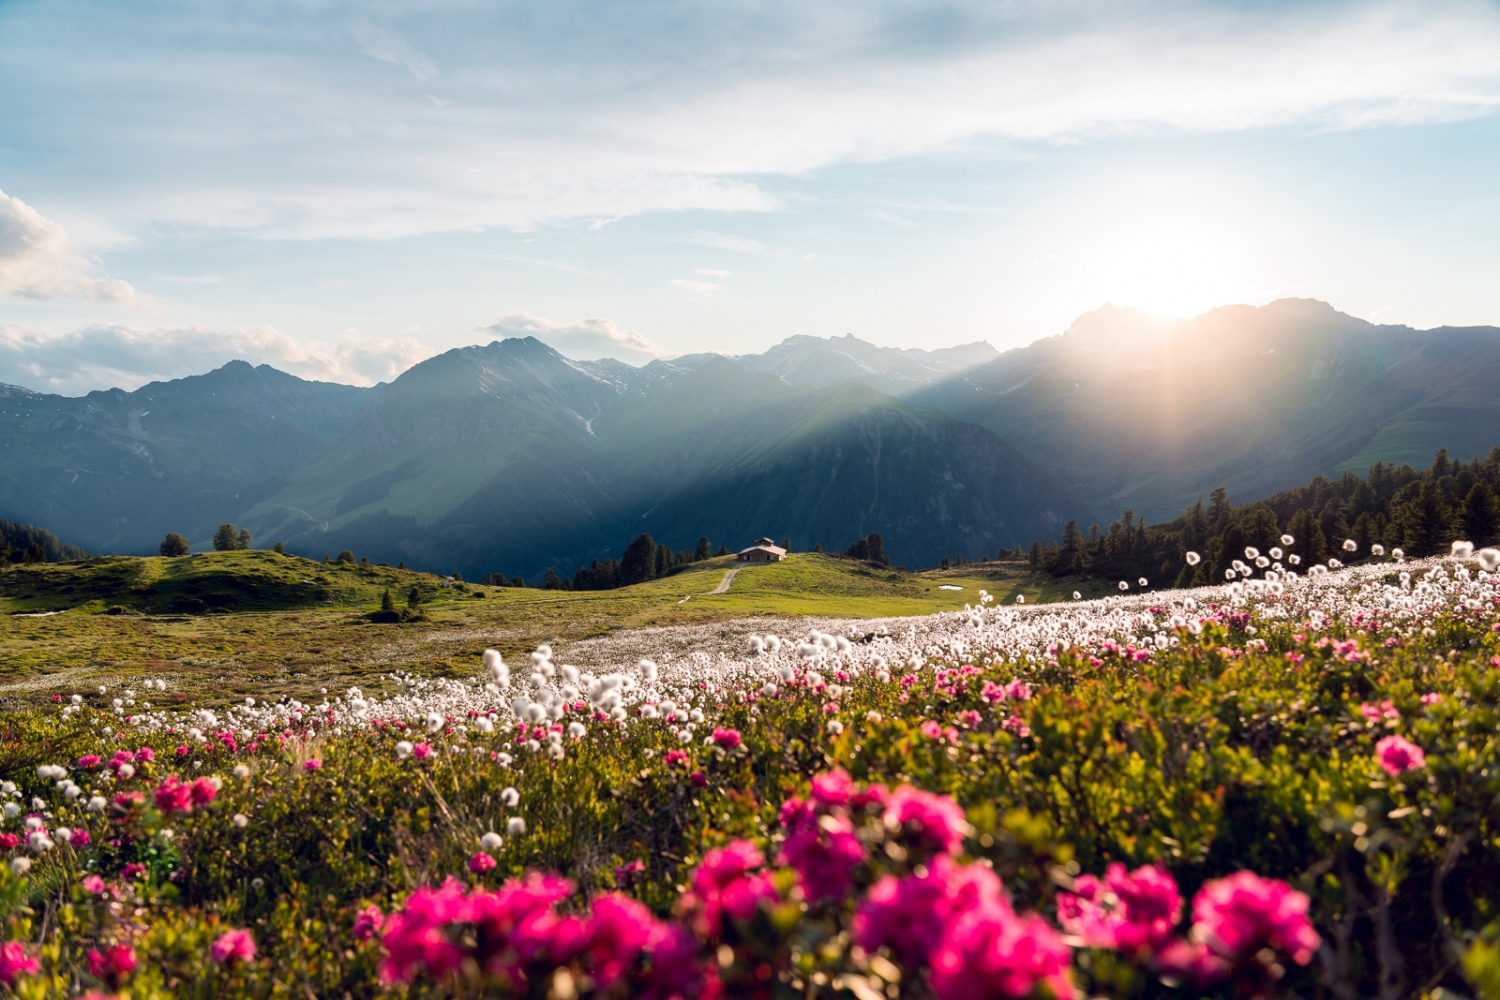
380, 875, 694, 998
152, 775, 217, 814
680, 841, 780, 939
1375, 734, 1426, 775
777, 769, 868, 900
1059, 866, 1320, 989
1057, 863, 1181, 954
855, 856, 1070, 1000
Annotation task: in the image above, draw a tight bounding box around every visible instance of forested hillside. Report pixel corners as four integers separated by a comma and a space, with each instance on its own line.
0, 519, 87, 565
1027, 447, 1500, 588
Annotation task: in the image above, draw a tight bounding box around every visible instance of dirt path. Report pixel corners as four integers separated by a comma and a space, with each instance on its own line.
708, 566, 742, 594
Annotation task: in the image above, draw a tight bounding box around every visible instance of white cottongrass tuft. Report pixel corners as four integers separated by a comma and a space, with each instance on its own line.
507, 817, 527, 836
480, 831, 503, 852
1452, 540, 1475, 559
1184, 551, 1201, 566
1479, 548, 1500, 572
395, 741, 414, 759
1343, 539, 1358, 553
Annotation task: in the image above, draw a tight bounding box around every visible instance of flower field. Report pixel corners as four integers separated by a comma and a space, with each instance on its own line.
0, 545, 1498, 998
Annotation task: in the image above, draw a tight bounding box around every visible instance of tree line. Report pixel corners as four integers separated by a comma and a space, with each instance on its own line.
1023, 447, 1500, 589
0, 519, 88, 566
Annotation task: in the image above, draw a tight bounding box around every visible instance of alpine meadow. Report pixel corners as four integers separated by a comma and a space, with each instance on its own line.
4, 3, 1500, 1000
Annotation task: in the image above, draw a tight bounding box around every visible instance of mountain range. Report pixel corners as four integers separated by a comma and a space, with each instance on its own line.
2, 298, 1497, 579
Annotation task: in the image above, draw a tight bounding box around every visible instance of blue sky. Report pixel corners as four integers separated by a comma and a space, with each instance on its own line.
2, 0, 1500, 393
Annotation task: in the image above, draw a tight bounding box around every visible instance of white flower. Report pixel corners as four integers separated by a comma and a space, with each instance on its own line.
233, 813, 249, 828
1480, 548, 1500, 572
233, 765, 251, 778
567, 722, 587, 739
500, 786, 520, 807
1343, 539, 1358, 553
760, 683, 777, 697
1138, 577, 1149, 587
827, 720, 844, 735
1118, 581, 1129, 591
1184, 551, 1201, 566
1452, 540, 1475, 559
86, 796, 106, 813
425, 712, 444, 733
507, 817, 527, 836
11, 858, 30, 875
480, 831, 503, 852
395, 741, 414, 759
866, 711, 883, 723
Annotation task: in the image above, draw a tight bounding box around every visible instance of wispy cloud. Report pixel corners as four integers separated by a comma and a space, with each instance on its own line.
695, 268, 730, 277
0, 321, 432, 395
683, 231, 769, 255
5, 2, 1500, 242
481, 311, 668, 363
0, 189, 153, 307
671, 278, 720, 299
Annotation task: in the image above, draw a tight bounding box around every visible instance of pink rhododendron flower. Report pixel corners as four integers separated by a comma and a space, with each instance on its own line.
682, 841, 779, 938
613, 860, 645, 887
152, 777, 194, 814
0, 942, 39, 986
664, 749, 690, 768
189, 777, 217, 806
882, 785, 969, 856
352, 905, 384, 940
469, 851, 497, 873
210, 929, 257, 965
135, 747, 156, 762
382, 874, 581, 986
0, 835, 17, 851
1420, 693, 1443, 705
855, 857, 1003, 969
709, 727, 741, 749
779, 812, 865, 900
1057, 863, 1181, 953
77, 754, 101, 769
81, 875, 106, 895
412, 743, 432, 760
1375, 735, 1426, 775
88, 944, 137, 986
1189, 871, 1321, 968
303, 758, 322, 772
809, 769, 856, 809
929, 899, 1072, 1000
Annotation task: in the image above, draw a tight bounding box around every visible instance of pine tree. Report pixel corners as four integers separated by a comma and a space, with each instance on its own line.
407, 586, 421, 610
159, 532, 190, 557
1459, 480, 1500, 544
621, 534, 655, 585
695, 536, 711, 561
381, 588, 395, 612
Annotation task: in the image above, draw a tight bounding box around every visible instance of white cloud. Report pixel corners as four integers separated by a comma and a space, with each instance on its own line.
17, 2, 1498, 241
481, 312, 668, 363
0, 321, 433, 395
671, 278, 721, 299
0, 189, 150, 306
695, 268, 731, 277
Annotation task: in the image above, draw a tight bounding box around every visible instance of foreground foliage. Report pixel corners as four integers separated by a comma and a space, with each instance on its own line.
0, 550, 1497, 998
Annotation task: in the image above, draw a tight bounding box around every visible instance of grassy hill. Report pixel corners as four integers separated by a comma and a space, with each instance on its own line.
0, 551, 1076, 704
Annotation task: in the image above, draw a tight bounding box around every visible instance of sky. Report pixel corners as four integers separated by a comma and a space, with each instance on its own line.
2, 0, 1500, 394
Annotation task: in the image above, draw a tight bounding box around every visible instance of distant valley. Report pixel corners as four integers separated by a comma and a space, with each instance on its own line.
2, 299, 1497, 580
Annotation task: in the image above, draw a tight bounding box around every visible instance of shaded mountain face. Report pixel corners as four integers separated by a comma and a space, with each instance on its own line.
0, 362, 374, 553
905, 298, 1500, 521
248, 346, 1077, 575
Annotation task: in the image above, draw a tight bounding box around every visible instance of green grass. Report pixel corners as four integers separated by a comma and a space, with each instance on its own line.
0, 552, 1077, 705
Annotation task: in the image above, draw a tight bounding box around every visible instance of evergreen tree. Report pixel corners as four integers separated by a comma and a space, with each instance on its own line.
159, 532, 190, 557
621, 534, 656, 585
1459, 480, 1500, 544
212, 523, 238, 551
236, 528, 252, 550
273, 541, 286, 555
695, 536, 711, 561
407, 586, 421, 610
380, 588, 395, 612
336, 550, 355, 564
